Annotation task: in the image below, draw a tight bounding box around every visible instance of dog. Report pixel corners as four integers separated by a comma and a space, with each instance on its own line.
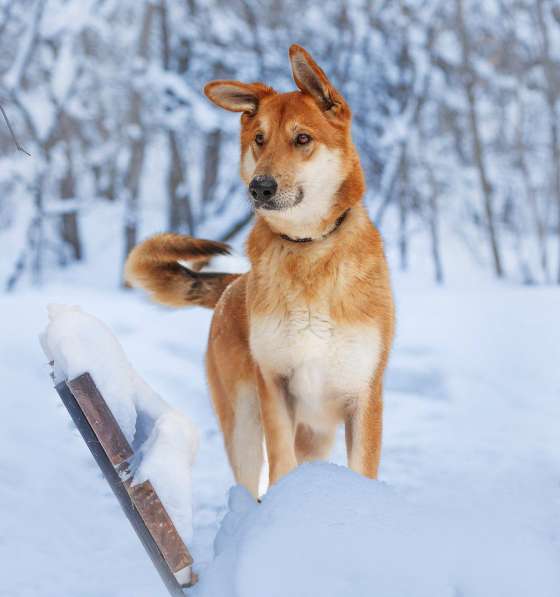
125, 45, 395, 499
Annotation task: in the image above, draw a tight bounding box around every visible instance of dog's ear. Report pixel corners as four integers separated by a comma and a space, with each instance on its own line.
289, 45, 347, 117
204, 80, 275, 115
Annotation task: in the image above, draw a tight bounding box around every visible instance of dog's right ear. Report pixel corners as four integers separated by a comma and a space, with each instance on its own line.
204, 81, 275, 115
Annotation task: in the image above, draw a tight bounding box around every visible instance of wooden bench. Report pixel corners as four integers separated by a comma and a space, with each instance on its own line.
51, 369, 196, 596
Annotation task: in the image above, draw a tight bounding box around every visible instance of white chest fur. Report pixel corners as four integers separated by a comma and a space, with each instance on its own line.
250, 309, 381, 421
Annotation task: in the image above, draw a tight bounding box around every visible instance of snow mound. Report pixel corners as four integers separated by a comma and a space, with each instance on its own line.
196, 463, 560, 597
40, 304, 199, 544
201, 253, 250, 274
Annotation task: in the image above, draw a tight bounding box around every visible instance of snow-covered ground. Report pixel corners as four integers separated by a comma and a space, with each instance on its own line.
1, 268, 559, 596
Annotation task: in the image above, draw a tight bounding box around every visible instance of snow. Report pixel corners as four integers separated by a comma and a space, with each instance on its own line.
40, 304, 199, 546
51, 36, 76, 104
41, 304, 137, 442
200, 253, 250, 274
198, 463, 560, 597
131, 404, 198, 545
1, 275, 559, 596
2, 0, 559, 593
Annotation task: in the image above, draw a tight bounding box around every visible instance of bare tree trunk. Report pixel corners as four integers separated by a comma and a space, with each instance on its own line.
0, 1, 15, 40
373, 22, 434, 227
160, 0, 194, 234
238, 0, 266, 77
456, 0, 504, 278
60, 158, 82, 261
398, 150, 409, 271
549, 113, 560, 283
123, 139, 146, 263
535, 0, 560, 283
31, 191, 44, 285
5, 183, 45, 291
92, 160, 117, 202
58, 113, 82, 262
79, 27, 118, 203
167, 133, 194, 232
514, 92, 549, 281
426, 167, 444, 284
4, 1, 47, 289
201, 129, 222, 207
122, 2, 156, 284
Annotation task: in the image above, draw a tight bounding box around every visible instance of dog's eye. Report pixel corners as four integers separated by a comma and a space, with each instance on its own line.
255, 133, 265, 146
295, 133, 311, 146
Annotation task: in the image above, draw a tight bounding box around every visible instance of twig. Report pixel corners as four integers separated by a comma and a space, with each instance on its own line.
0, 103, 31, 156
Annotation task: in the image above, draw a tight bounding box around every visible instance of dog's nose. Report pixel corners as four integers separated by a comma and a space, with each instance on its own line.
249, 176, 278, 206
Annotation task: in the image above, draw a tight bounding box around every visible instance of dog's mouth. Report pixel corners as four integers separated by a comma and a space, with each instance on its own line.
251, 187, 304, 211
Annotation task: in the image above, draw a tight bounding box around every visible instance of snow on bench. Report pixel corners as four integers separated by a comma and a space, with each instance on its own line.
40, 305, 199, 595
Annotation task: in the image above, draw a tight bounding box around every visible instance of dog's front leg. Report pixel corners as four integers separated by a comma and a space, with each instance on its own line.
345, 378, 383, 479
256, 367, 297, 486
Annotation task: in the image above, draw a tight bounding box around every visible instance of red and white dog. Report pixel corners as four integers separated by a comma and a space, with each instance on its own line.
125, 45, 395, 498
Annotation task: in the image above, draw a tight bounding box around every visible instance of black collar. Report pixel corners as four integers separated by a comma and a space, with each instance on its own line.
280, 209, 350, 244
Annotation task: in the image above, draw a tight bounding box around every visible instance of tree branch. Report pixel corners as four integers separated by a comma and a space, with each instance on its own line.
0, 103, 30, 156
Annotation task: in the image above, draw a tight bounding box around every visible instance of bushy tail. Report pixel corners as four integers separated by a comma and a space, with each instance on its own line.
124, 233, 241, 309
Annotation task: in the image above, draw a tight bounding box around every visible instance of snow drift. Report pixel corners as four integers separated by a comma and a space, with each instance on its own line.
40, 304, 199, 545
196, 462, 560, 597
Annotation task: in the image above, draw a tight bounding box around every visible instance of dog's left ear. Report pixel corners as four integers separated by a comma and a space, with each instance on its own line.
289, 44, 347, 117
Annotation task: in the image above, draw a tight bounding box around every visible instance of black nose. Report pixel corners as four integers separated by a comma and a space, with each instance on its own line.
249, 176, 278, 205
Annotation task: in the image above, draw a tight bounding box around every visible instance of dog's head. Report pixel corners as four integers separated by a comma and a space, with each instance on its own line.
204, 45, 364, 237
